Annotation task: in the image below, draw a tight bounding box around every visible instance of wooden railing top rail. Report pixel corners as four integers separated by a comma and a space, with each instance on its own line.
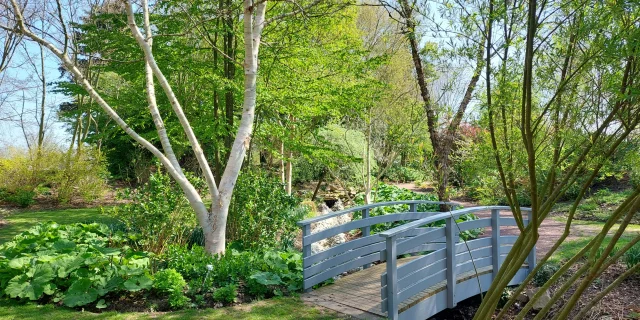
297, 200, 459, 226
378, 206, 532, 238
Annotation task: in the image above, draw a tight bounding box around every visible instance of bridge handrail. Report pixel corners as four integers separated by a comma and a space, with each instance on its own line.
379, 206, 532, 238
297, 200, 460, 226
381, 206, 535, 319
299, 200, 461, 291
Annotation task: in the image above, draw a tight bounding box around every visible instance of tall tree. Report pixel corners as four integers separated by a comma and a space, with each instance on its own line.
0, 0, 329, 255
378, 0, 485, 210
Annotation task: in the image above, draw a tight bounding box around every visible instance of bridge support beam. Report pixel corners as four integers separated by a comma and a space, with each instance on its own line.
302, 224, 312, 293
446, 217, 458, 309
363, 208, 371, 269
385, 235, 399, 320
527, 210, 537, 272
492, 209, 501, 280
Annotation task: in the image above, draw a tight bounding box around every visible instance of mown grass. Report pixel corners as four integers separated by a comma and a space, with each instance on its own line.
0, 207, 117, 243
0, 207, 344, 319
0, 297, 346, 320
549, 236, 635, 263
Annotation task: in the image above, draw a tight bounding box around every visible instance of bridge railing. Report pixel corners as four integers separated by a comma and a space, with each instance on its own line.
379, 206, 535, 320
297, 200, 459, 291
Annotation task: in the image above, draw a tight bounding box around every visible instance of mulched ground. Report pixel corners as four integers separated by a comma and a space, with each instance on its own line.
424, 262, 640, 319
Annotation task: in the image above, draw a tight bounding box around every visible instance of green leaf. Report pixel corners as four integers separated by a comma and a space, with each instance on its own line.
8, 257, 31, 269
53, 255, 85, 278
63, 278, 98, 307
5, 264, 55, 300
123, 274, 152, 292
250, 272, 282, 286
53, 240, 76, 253
96, 299, 107, 309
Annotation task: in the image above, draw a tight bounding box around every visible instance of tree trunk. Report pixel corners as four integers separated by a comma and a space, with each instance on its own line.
285, 150, 292, 195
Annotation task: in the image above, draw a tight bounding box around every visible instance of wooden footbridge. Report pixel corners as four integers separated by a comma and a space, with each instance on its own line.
298, 201, 536, 319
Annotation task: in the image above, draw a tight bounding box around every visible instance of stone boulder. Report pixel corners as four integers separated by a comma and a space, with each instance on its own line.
310, 202, 352, 254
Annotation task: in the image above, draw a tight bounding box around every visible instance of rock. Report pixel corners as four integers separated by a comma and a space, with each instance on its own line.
310, 203, 352, 254
332, 199, 344, 211
525, 288, 551, 311
515, 291, 529, 305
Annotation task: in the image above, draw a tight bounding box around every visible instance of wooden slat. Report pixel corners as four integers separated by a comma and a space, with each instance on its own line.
399, 243, 446, 255
397, 270, 447, 305
501, 235, 519, 244
397, 259, 446, 292
303, 252, 380, 289
305, 212, 433, 245
380, 206, 530, 238
499, 217, 529, 226
297, 200, 455, 226
455, 247, 492, 265
396, 228, 446, 253
455, 237, 492, 253
397, 249, 446, 280
305, 241, 386, 277
455, 218, 491, 232
304, 234, 383, 267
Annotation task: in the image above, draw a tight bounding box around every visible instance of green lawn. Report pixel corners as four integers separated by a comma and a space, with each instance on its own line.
549, 236, 636, 263
0, 297, 346, 320
0, 207, 345, 319
0, 207, 117, 243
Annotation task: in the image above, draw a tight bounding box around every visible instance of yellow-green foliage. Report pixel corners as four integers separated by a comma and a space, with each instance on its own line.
0, 146, 108, 205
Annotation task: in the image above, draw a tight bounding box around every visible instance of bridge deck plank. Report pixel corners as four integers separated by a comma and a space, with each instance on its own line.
302, 256, 504, 319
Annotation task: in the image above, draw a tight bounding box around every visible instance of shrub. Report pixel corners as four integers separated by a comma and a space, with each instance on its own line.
0, 222, 153, 308
354, 183, 479, 239
109, 171, 205, 254
0, 146, 108, 205
153, 269, 189, 308
161, 245, 302, 300
2, 189, 36, 207
533, 262, 560, 287
294, 124, 376, 186
226, 171, 306, 250
623, 243, 640, 270
213, 284, 237, 304
382, 165, 426, 183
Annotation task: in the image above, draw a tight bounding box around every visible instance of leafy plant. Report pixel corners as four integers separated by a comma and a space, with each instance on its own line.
0, 222, 153, 308
226, 171, 305, 250
623, 243, 640, 271
109, 170, 205, 254
153, 269, 189, 308
212, 284, 237, 304
533, 262, 560, 287
161, 245, 302, 300
353, 183, 478, 239
381, 165, 425, 183
2, 189, 36, 208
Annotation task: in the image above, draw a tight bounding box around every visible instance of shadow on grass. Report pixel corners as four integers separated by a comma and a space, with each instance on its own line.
0, 297, 347, 320
0, 207, 118, 243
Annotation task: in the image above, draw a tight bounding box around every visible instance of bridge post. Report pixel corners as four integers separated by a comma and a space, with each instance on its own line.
302, 223, 312, 293
527, 210, 537, 273
385, 235, 399, 320
491, 209, 501, 280
446, 216, 458, 308
362, 208, 371, 269
409, 203, 417, 213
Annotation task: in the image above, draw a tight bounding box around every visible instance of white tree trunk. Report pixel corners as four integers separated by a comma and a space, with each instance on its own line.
286, 150, 293, 195
4, 0, 270, 256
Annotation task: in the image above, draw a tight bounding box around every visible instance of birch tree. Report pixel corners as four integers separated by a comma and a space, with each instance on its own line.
0, 0, 325, 255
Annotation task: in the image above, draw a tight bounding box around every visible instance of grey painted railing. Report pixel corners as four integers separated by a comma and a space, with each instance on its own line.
380, 206, 535, 320
297, 200, 459, 291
